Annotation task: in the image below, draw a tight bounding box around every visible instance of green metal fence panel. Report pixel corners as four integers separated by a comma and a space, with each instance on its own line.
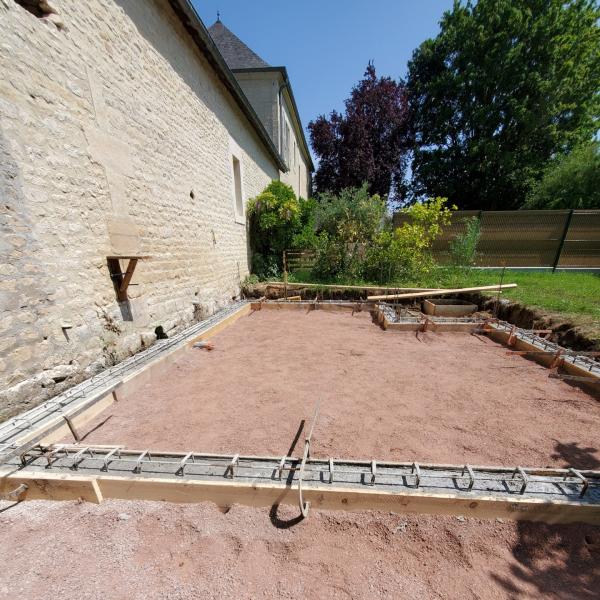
558, 210, 600, 268
477, 210, 569, 267
392, 209, 600, 268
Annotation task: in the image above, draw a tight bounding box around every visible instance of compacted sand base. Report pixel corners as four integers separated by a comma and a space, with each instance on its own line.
77, 309, 600, 469
5, 308, 600, 599
1, 499, 599, 599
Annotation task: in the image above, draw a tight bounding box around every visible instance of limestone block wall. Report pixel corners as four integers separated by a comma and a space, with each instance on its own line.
0, 0, 278, 420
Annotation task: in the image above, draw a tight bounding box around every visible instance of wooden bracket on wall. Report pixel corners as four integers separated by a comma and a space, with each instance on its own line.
107, 256, 150, 302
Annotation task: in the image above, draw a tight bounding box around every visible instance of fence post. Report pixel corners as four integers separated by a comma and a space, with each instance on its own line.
283, 250, 288, 300
553, 209, 574, 272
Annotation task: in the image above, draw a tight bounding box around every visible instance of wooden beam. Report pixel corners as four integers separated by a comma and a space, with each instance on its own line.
188, 303, 252, 345
250, 301, 369, 313
4, 472, 599, 524
0, 471, 103, 504
549, 373, 600, 384
485, 328, 600, 390
384, 321, 483, 332
119, 258, 138, 292
117, 258, 138, 300
368, 284, 518, 301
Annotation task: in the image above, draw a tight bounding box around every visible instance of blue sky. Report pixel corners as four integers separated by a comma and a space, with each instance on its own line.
192, 1, 454, 149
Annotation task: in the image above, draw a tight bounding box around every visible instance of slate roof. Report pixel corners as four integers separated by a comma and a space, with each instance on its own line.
207, 20, 271, 70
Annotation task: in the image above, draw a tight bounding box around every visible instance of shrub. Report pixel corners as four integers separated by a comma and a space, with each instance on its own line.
311, 184, 386, 280
449, 216, 481, 266
291, 197, 319, 250
247, 181, 301, 278
364, 197, 453, 282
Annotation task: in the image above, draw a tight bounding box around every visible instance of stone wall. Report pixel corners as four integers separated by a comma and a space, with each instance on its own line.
0, 0, 279, 420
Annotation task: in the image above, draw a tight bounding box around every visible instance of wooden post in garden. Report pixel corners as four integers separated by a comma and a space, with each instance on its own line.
283, 250, 288, 300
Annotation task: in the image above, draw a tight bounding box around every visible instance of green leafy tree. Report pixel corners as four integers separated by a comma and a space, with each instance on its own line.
407, 0, 600, 209
247, 181, 301, 278
525, 142, 600, 209
291, 197, 319, 250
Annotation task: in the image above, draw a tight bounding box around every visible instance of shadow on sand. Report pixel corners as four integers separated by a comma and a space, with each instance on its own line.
491, 441, 600, 598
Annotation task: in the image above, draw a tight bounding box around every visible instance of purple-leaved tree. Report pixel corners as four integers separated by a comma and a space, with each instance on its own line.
308, 63, 411, 204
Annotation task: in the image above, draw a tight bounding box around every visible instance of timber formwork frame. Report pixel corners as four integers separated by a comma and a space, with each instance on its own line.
2, 444, 600, 524
374, 303, 485, 332
2, 299, 599, 524
252, 299, 489, 333
484, 319, 600, 379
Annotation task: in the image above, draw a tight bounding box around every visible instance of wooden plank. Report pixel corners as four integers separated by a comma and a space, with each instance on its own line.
485, 328, 600, 391
251, 301, 314, 312
384, 322, 483, 332
0, 471, 103, 503
188, 303, 252, 345
250, 302, 367, 313
368, 284, 517, 301
6, 473, 599, 524
549, 373, 600, 384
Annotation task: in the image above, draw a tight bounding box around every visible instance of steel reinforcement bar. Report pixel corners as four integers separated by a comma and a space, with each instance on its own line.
2, 444, 600, 524
485, 320, 600, 377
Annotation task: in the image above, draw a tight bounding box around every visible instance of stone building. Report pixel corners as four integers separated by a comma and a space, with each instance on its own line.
0, 0, 312, 419
208, 18, 313, 199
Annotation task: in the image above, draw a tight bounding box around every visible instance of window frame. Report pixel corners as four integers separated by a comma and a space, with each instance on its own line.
229, 139, 246, 225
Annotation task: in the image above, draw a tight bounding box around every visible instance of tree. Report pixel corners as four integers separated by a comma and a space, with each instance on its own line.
407, 0, 600, 209
247, 181, 301, 277
308, 64, 411, 203
525, 142, 600, 209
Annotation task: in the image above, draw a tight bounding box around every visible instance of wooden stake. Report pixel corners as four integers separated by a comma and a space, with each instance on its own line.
283, 251, 288, 301
367, 284, 517, 302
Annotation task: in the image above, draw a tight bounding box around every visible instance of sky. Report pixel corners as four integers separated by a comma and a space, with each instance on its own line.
193, 0, 454, 153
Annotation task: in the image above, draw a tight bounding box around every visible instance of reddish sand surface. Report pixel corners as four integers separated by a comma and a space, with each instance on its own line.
79, 309, 600, 469
1, 499, 599, 599
3, 309, 600, 599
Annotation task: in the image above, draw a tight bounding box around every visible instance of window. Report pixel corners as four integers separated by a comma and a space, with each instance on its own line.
232, 155, 244, 222
283, 120, 291, 166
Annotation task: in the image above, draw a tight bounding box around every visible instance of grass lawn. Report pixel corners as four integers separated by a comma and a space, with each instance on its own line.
289, 268, 600, 341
